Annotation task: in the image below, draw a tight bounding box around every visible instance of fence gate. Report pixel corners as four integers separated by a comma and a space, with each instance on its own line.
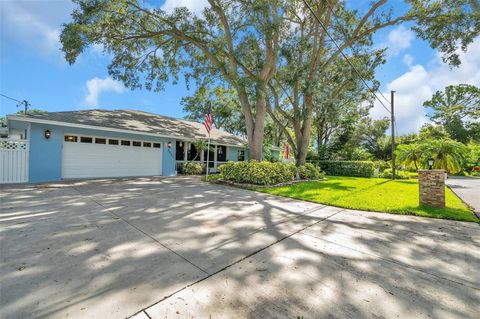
0, 139, 29, 183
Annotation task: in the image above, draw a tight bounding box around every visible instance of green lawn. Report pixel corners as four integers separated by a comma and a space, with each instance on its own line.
252, 176, 478, 222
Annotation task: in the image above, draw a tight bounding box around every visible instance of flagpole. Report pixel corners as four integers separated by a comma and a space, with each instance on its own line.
204, 101, 213, 180
206, 132, 211, 179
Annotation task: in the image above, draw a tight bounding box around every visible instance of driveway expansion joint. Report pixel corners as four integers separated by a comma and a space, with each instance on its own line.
71, 186, 210, 275
300, 231, 480, 291
128, 207, 345, 318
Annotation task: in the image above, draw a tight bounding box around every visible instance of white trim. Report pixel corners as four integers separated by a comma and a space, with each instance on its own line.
7, 116, 246, 148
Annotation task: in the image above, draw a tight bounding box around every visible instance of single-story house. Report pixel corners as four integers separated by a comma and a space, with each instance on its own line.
1, 109, 279, 183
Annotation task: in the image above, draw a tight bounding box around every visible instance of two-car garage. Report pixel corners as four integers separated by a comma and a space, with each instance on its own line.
61, 134, 162, 179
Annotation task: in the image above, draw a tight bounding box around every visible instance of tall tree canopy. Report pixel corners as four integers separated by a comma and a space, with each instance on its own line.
182, 85, 245, 136
423, 84, 480, 143
61, 0, 480, 162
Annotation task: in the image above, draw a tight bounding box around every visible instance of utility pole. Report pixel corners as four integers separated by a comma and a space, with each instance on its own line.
391, 90, 396, 180
21, 100, 30, 114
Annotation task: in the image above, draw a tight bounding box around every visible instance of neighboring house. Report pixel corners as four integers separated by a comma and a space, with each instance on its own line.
2, 109, 269, 183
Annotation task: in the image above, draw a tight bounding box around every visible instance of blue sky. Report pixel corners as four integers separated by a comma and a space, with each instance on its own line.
1, 0, 479, 135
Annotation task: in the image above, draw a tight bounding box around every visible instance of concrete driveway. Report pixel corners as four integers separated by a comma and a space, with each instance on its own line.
447, 177, 480, 215
1, 177, 479, 319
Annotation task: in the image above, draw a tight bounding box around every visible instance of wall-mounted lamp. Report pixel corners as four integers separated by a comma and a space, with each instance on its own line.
179, 141, 183, 147
167, 141, 172, 148
427, 157, 434, 170
44, 130, 51, 139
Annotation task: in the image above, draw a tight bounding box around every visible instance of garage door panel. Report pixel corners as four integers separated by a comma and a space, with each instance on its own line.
62, 142, 162, 179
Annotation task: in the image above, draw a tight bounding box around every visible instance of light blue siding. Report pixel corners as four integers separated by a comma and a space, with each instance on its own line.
227, 146, 248, 161
227, 146, 238, 161
162, 140, 176, 176
271, 149, 280, 160
18, 122, 177, 182
29, 123, 63, 182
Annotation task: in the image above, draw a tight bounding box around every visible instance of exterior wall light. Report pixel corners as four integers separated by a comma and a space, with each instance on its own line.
167, 141, 172, 148
44, 130, 52, 139
427, 157, 434, 170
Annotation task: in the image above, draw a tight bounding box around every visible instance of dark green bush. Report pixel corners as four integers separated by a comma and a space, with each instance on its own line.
314, 160, 375, 178
373, 160, 390, 173
378, 168, 410, 179
219, 160, 294, 185
297, 163, 325, 180
182, 162, 205, 175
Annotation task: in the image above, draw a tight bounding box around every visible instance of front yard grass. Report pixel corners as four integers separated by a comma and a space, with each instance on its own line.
252, 176, 478, 222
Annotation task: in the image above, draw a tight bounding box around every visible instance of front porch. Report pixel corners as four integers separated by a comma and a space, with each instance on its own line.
174, 140, 246, 173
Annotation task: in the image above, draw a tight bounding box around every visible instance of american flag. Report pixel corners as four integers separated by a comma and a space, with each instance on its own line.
203, 103, 213, 134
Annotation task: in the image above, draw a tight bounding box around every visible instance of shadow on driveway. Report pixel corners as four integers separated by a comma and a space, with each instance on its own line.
1, 176, 478, 319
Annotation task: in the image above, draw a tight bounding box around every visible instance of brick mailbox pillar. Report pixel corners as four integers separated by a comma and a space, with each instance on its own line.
418, 170, 445, 208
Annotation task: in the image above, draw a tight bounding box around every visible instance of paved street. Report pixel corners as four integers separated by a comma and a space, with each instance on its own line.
1, 177, 479, 319
447, 177, 480, 215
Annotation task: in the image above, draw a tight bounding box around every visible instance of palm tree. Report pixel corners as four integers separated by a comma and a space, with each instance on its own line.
189, 140, 208, 162
426, 139, 468, 173
396, 143, 424, 170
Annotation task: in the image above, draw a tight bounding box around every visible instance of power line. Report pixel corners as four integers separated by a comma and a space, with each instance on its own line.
0, 93, 22, 104
0, 93, 30, 114
323, 0, 392, 107
301, 0, 392, 115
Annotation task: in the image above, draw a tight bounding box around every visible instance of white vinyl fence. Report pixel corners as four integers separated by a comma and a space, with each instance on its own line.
0, 139, 29, 183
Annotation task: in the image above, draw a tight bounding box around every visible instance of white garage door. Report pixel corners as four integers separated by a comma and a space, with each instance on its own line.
62, 135, 162, 179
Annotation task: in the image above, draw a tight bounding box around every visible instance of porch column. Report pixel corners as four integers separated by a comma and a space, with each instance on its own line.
183, 142, 188, 162
213, 145, 218, 169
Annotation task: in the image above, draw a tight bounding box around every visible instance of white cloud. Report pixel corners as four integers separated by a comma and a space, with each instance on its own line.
402, 54, 414, 67
161, 0, 209, 14
84, 77, 126, 107
380, 26, 414, 57
0, 1, 73, 59
371, 37, 480, 134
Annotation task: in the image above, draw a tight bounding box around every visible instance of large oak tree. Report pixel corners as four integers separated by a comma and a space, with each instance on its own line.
61, 0, 479, 161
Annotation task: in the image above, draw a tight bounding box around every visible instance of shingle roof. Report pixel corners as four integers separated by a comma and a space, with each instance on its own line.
10, 109, 247, 147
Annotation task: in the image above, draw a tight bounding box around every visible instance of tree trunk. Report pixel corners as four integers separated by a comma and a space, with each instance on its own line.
295, 95, 314, 166
247, 91, 267, 161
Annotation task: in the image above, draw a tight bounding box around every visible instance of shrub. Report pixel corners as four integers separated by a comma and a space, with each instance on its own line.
373, 160, 390, 173
219, 160, 294, 185
378, 168, 410, 179
315, 160, 375, 178
182, 162, 205, 175
297, 163, 325, 180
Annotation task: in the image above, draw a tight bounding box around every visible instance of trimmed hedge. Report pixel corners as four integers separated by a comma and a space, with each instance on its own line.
219, 160, 295, 185
297, 163, 325, 180
314, 160, 375, 178
378, 168, 410, 179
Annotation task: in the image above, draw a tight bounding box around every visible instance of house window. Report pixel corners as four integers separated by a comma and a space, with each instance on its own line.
80, 136, 93, 143
176, 141, 185, 160
203, 145, 214, 163
143, 142, 152, 147
64, 135, 77, 142
109, 139, 119, 145
132, 141, 141, 147
153, 143, 161, 148
121, 140, 131, 146
95, 138, 106, 144
217, 145, 227, 162
187, 143, 199, 161
237, 150, 245, 161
